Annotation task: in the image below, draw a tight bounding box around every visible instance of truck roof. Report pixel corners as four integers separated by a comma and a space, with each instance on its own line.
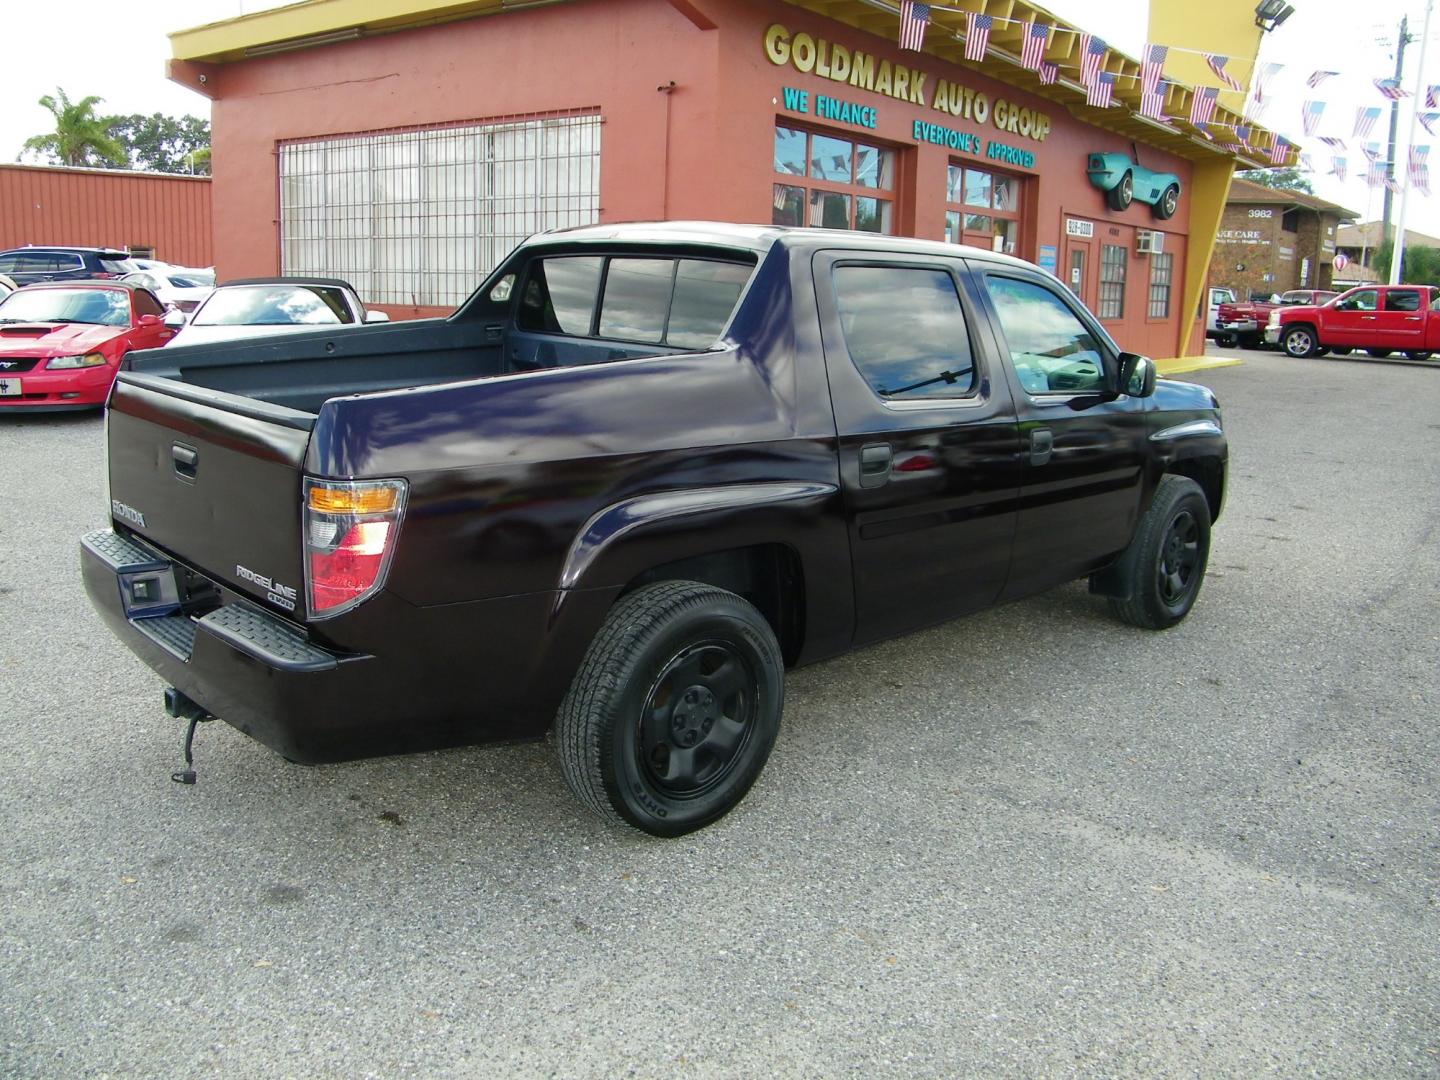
535, 220, 1043, 275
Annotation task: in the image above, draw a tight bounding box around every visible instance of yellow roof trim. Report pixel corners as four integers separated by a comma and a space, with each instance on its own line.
169, 0, 535, 63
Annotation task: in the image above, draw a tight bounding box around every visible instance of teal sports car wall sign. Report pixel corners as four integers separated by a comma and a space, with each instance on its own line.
1086, 152, 1181, 220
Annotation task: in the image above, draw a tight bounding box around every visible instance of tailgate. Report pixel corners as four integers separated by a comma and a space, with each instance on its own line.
106, 373, 314, 617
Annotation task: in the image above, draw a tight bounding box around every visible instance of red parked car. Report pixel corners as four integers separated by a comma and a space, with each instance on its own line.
0, 282, 174, 412
1264, 284, 1440, 360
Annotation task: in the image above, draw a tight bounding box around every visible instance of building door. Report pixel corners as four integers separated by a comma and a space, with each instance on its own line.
1064, 240, 1090, 304
813, 250, 1022, 644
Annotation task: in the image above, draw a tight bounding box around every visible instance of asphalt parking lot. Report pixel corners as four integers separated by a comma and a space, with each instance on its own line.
2, 349, 1437, 1078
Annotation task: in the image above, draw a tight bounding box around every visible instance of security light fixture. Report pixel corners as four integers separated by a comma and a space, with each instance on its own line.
1254, 0, 1295, 31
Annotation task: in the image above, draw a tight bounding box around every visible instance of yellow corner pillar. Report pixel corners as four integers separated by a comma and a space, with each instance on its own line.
1148, 0, 1266, 111
1179, 157, 1236, 359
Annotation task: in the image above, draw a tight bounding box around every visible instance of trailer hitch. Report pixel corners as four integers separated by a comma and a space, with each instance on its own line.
165, 687, 214, 785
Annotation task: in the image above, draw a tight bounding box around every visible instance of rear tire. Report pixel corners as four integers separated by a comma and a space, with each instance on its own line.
1239, 332, 1263, 350
1107, 475, 1212, 630
1405, 351, 1433, 360
1367, 349, 1392, 358
1283, 325, 1318, 357
555, 581, 783, 837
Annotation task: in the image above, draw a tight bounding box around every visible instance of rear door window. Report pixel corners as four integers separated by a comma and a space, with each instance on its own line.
831, 264, 976, 400
1384, 289, 1422, 312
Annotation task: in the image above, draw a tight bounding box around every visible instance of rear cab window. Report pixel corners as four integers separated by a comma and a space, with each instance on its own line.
516, 253, 752, 349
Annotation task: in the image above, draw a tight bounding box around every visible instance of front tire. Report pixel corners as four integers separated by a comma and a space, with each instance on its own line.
1107, 475, 1212, 630
555, 581, 783, 837
1107, 172, 1134, 212
1283, 325, 1318, 357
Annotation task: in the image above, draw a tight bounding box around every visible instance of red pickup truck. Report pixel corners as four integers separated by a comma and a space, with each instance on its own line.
1266, 284, 1440, 360
1216, 289, 1338, 349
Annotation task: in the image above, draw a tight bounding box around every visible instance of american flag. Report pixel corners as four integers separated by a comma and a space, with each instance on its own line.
1354, 107, 1382, 140
1302, 100, 1326, 137
1086, 71, 1115, 109
1235, 123, 1252, 148
963, 12, 992, 62
1306, 70, 1339, 89
1039, 61, 1058, 85
1299, 151, 1315, 172
1409, 145, 1430, 195
1384, 175, 1403, 193
898, 1, 930, 52
1020, 22, 1050, 71
1203, 53, 1243, 92
1141, 44, 1168, 96
1079, 34, 1107, 87
1367, 160, 1387, 187
1362, 142, 1381, 163
1374, 78, 1410, 100
1427, 84, 1440, 109
1319, 136, 1347, 150
1271, 136, 1292, 165
1139, 84, 1167, 121
1253, 63, 1283, 102
1189, 86, 1219, 126
1330, 156, 1347, 182
1420, 112, 1440, 138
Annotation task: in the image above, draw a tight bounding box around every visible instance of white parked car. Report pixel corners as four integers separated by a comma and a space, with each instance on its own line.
0, 273, 16, 300
164, 277, 388, 347
122, 268, 215, 313
1205, 286, 1236, 339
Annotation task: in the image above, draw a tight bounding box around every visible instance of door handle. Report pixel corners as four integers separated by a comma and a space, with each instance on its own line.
1029, 428, 1054, 466
1360, 315, 1377, 320
172, 443, 198, 481
859, 443, 892, 488
484, 323, 504, 341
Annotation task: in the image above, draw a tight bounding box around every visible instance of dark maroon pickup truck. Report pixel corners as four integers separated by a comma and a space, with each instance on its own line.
82, 222, 1227, 836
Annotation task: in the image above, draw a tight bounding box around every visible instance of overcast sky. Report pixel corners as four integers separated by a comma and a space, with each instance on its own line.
5, 0, 1437, 234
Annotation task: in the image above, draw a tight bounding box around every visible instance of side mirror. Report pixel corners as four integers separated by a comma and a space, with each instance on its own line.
1117, 352, 1156, 398
137, 314, 163, 327
162, 308, 188, 328
364, 310, 390, 323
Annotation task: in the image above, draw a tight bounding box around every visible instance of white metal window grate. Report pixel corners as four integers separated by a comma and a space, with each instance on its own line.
279, 113, 601, 307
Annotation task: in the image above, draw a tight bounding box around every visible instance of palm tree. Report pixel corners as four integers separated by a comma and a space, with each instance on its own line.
21, 88, 127, 168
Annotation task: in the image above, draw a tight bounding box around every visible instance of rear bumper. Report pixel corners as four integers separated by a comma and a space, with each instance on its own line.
82, 529, 615, 764
1216, 319, 1258, 334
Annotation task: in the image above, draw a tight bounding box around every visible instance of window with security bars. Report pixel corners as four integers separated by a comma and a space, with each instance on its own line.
1148, 252, 1173, 318
279, 114, 600, 308
1099, 244, 1127, 320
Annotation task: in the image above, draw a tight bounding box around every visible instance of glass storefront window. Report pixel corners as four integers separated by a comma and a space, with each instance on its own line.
810, 189, 851, 229
856, 197, 893, 234
774, 127, 806, 177
855, 145, 895, 189
963, 170, 992, 208
773, 125, 896, 234
773, 185, 805, 227
945, 164, 1024, 256
810, 133, 854, 183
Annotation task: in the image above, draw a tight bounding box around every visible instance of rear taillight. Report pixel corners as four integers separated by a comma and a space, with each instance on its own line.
303, 478, 407, 618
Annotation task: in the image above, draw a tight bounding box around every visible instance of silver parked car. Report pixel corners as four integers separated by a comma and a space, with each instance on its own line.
164, 276, 388, 347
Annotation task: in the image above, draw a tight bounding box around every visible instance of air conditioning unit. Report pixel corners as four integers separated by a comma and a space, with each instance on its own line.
1136, 230, 1164, 255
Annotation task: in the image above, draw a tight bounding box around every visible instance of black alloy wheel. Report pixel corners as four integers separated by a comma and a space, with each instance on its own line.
1157, 509, 1202, 609
1107, 475, 1212, 630
1283, 325, 1317, 357
555, 581, 783, 836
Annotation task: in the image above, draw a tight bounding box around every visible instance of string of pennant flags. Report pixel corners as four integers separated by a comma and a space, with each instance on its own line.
894, 1, 1432, 195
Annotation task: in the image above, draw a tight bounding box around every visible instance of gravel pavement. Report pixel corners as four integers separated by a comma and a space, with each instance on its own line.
1, 350, 1437, 1078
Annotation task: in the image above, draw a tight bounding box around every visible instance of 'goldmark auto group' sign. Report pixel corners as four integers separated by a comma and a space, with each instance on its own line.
764, 23, 1052, 143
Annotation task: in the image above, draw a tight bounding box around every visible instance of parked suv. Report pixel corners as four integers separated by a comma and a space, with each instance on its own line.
0, 247, 140, 286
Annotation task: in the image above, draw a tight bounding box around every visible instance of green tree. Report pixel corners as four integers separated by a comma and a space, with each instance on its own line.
108, 113, 211, 175
21, 88, 126, 168
1371, 240, 1440, 284
1235, 167, 1314, 194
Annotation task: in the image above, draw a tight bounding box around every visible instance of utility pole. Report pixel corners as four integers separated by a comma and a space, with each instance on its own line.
1381, 15, 1413, 247
1391, 0, 1434, 284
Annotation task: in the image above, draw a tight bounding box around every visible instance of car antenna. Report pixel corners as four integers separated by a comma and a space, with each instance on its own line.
1132, 140, 1142, 168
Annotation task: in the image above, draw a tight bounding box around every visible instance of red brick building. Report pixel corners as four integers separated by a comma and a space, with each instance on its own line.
1209, 178, 1356, 300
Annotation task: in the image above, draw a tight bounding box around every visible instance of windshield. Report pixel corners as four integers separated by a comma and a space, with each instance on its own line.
168, 271, 214, 289
192, 284, 353, 326
0, 287, 130, 326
